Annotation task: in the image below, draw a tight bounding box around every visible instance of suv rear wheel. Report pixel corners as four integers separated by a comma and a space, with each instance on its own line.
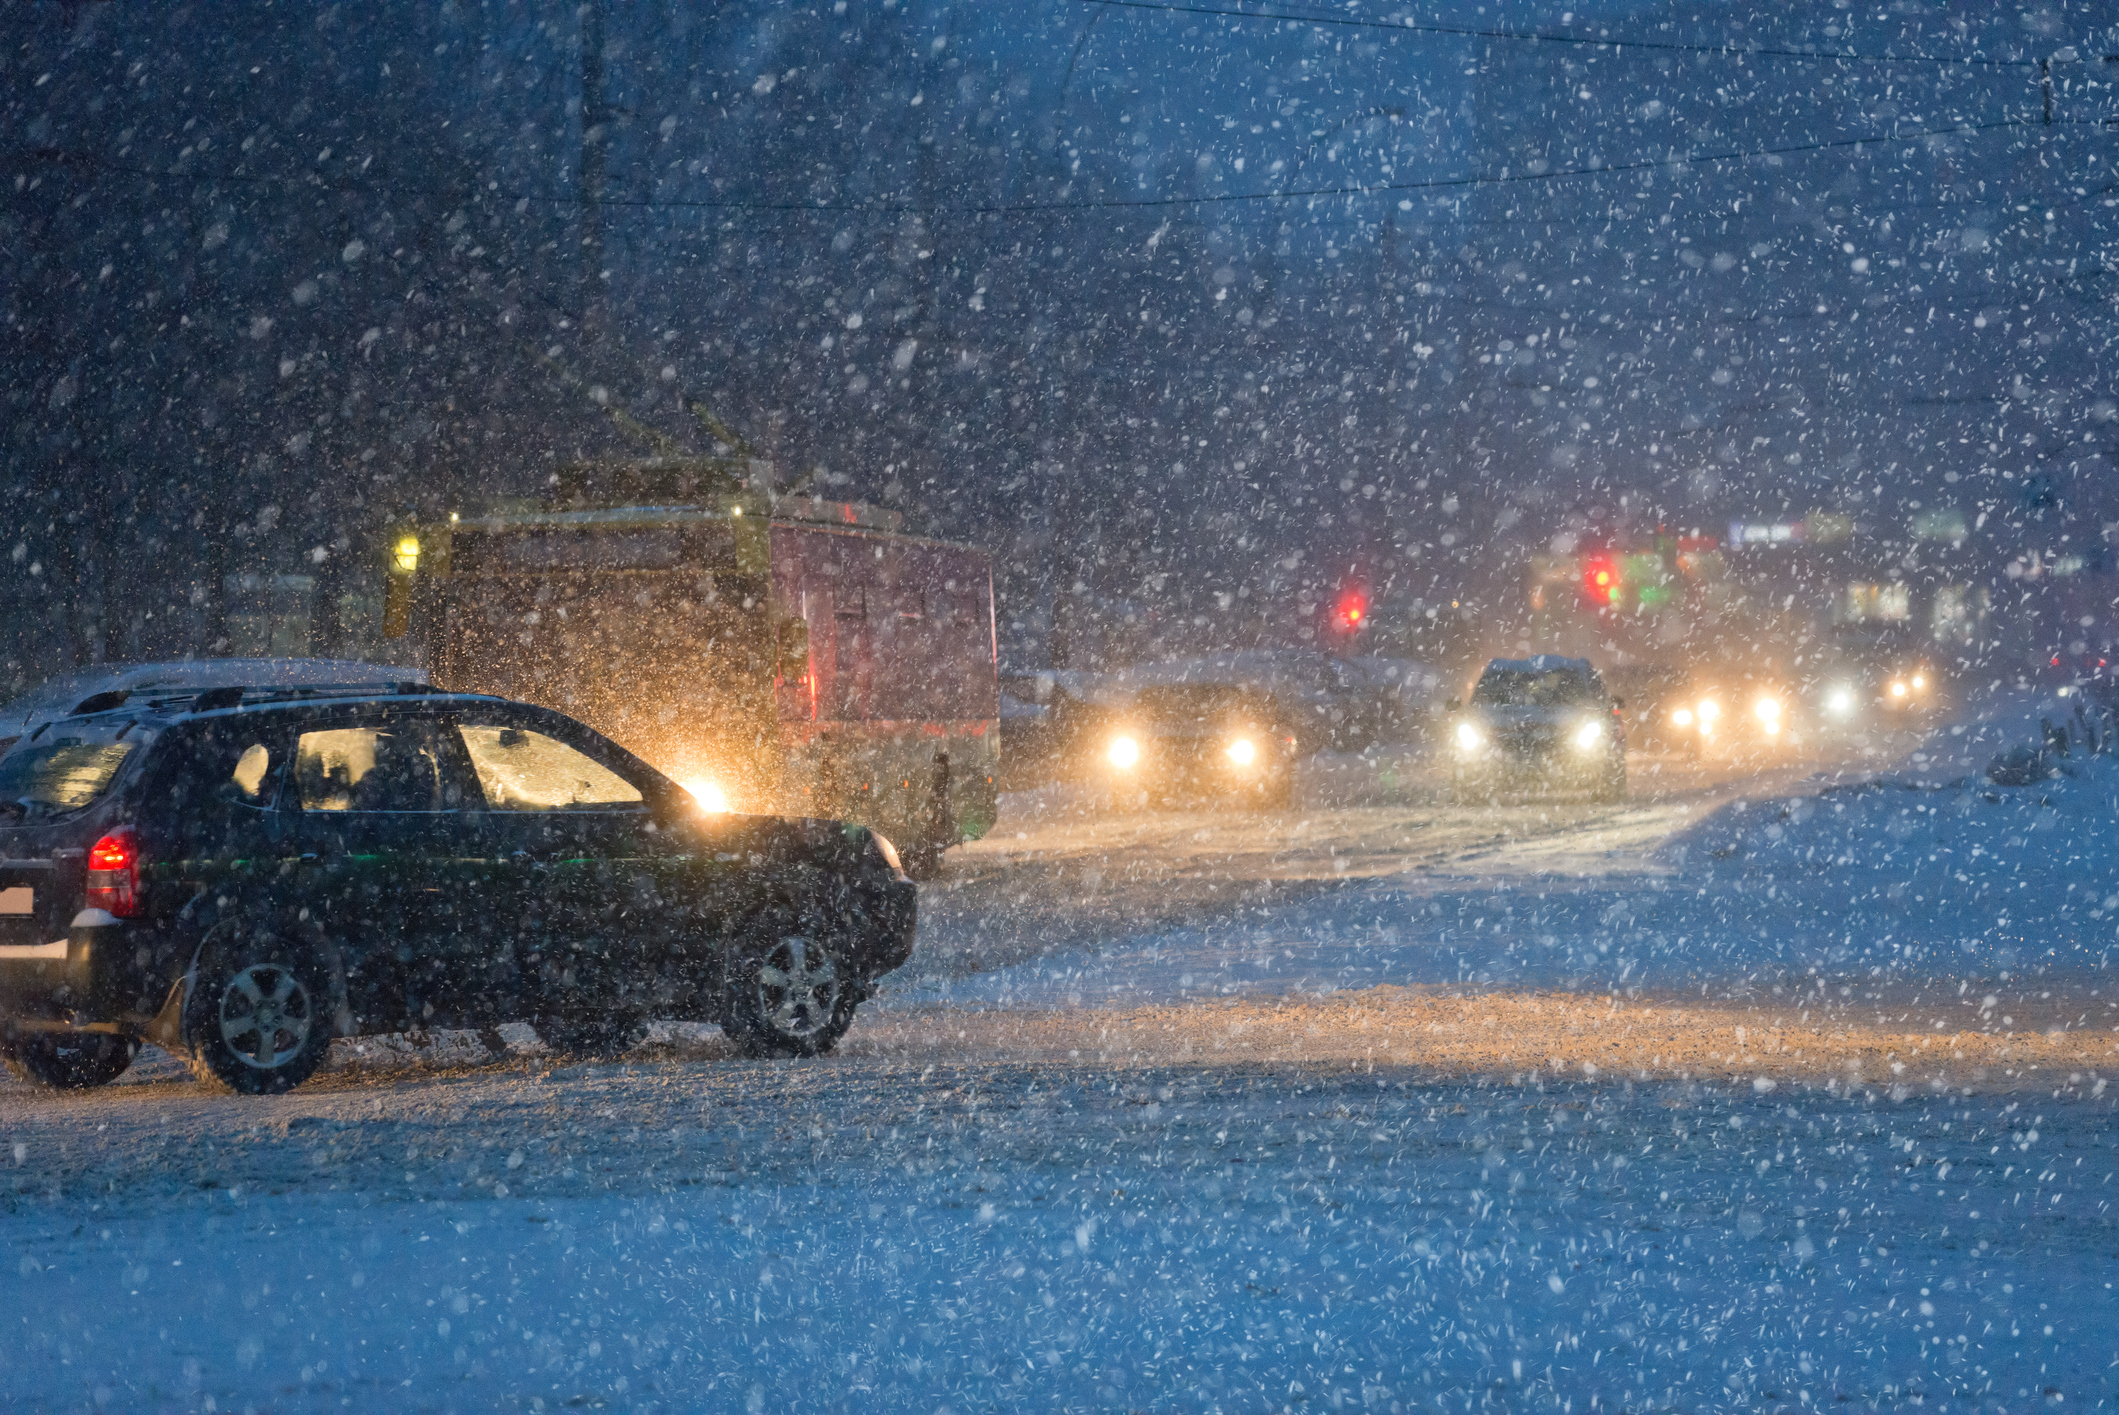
3, 1032, 138, 1089
184, 929, 333, 1094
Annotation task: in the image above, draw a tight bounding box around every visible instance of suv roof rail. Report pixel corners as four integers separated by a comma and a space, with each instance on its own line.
130, 682, 448, 715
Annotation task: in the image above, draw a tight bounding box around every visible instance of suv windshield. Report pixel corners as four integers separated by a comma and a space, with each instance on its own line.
1473, 668, 1601, 708
0, 720, 145, 819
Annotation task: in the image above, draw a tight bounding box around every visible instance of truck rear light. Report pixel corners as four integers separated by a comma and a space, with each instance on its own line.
85, 827, 141, 918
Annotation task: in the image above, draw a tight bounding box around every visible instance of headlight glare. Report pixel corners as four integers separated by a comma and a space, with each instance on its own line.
1454, 721, 1484, 752
1107, 735, 1141, 769
683, 778, 730, 813
1572, 720, 1605, 751
1225, 737, 1257, 766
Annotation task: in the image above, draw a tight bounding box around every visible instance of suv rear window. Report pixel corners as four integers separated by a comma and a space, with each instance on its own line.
0, 722, 146, 819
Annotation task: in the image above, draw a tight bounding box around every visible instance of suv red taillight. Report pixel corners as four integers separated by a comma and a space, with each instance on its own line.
85, 828, 141, 918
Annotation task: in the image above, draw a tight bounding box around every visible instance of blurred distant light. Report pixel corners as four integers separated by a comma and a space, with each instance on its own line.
1911, 673, 1926, 690
393, 536, 421, 574
1890, 681, 1908, 698
1572, 720, 1605, 751
1753, 697, 1781, 725
684, 778, 730, 813
1225, 737, 1257, 766
1696, 698, 1720, 723
1454, 721, 1485, 753
1826, 687, 1856, 715
1671, 707, 1694, 727
1107, 735, 1141, 769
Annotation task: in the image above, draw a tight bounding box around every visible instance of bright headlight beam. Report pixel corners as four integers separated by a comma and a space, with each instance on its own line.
1696, 698, 1720, 723
683, 778, 730, 813
1572, 720, 1605, 751
1454, 721, 1484, 752
1671, 707, 1694, 727
1107, 735, 1141, 769
1225, 737, 1257, 766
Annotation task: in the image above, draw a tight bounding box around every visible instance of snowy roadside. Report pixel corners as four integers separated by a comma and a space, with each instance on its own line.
7, 1058, 2114, 1414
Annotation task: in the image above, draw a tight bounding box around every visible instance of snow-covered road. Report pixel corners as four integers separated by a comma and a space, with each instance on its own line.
7, 689, 2119, 1412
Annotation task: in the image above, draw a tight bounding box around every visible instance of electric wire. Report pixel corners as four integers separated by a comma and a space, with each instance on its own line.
1070, 0, 2051, 68
6, 115, 2083, 221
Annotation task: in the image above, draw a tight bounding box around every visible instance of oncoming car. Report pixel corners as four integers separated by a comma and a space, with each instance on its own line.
1447, 655, 1626, 801
0, 682, 915, 1094
1095, 685, 1296, 808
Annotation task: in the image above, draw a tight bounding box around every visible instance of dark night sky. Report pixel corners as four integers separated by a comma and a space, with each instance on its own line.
3, 0, 2114, 679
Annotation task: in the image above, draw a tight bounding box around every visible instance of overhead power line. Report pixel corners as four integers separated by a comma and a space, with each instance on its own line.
7, 116, 2080, 223
1073, 0, 2048, 68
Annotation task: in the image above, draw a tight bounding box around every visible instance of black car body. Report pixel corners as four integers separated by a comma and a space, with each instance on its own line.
1094, 684, 1297, 808
1447, 655, 1627, 801
0, 685, 915, 1093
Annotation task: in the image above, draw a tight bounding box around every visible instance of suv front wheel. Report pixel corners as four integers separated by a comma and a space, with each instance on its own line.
723, 906, 861, 1059
183, 926, 334, 1094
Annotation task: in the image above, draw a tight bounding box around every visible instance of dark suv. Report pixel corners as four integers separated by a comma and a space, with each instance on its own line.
0, 684, 915, 1093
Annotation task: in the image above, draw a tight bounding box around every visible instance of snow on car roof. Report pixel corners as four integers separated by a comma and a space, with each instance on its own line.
1, 658, 427, 730
1482, 654, 1596, 676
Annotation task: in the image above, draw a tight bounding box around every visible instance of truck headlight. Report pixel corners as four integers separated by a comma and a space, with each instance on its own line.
1107, 735, 1141, 769
1572, 720, 1605, 751
1225, 737, 1257, 766
1454, 721, 1484, 753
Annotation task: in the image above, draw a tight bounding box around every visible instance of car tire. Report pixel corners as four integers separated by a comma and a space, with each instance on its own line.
3, 1032, 138, 1089
539, 1013, 643, 1059
723, 900, 861, 1060
182, 928, 334, 1095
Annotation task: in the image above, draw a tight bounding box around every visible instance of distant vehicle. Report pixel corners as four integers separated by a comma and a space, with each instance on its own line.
1094, 683, 1297, 809
0, 682, 915, 1093
1091, 648, 1378, 752
1447, 655, 1627, 801
0, 658, 422, 751
387, 459, 997, 877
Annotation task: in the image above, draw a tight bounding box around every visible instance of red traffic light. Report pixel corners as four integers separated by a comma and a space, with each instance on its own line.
1582, 559, 1621, 605
1335, 591, 1368, 629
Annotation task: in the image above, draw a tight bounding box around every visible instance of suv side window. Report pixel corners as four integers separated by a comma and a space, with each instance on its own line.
457, 723, 644, 812
140, 721, 283, 855
295, 721, 469, 813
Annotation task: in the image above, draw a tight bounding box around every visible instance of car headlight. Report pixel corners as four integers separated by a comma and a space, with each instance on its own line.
1889, 680, 1908, 699
1572, 720, 1605, 751
1225, 736, 1257, 766
1825, 687, 1855, 716
1453, 721, 1484, 753
1107, 735, 1141, 769
1671, 707, 1694, 727
1696, 698, 1720, 723
1753, 697, 1780, 724
683, 778, 730, 813
1911, 673, 1927, 690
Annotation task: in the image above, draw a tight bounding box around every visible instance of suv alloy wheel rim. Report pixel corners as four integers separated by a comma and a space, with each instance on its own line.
757, 936, 839, 1041
218, 964, 315, 1070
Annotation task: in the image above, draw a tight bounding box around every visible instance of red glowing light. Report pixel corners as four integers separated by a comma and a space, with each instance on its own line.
1335, 591, 1368, 629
